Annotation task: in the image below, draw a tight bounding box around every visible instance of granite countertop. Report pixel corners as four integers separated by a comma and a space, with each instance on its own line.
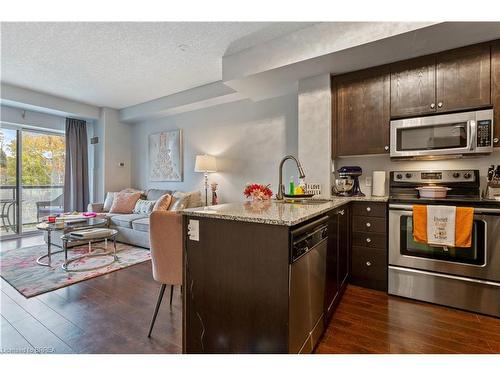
183, 196, 389, 226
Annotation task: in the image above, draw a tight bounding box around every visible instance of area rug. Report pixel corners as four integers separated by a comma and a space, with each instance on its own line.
0, 242, 151, 298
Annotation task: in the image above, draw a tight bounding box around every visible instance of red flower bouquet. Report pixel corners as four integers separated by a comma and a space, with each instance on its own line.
243, 183, 273, 201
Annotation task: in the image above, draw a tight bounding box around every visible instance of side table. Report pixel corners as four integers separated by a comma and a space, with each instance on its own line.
61, 229, 119, 272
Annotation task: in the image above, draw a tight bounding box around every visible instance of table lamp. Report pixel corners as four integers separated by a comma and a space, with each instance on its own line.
194, 154, 217, 206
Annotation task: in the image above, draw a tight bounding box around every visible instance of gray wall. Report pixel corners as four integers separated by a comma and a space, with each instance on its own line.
298, 74, 332, 197
131, 94, 298, 203
91, 107, 134, 202
1, 104, 66, 132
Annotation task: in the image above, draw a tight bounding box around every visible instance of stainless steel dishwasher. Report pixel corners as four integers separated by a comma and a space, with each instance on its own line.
289, 216, 328, 354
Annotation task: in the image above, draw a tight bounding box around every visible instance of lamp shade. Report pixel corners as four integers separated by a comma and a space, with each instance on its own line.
194, 154, 217, 173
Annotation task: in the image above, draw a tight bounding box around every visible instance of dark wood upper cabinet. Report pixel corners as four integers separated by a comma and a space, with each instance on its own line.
333, 40, 497, 156
334, 68, 390, 156
390, 56, 436, 118
436, 44, 491, 113
492, 40, 500, 147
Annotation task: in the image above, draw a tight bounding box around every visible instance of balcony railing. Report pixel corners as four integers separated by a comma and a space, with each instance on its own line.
0, 185, 64, 235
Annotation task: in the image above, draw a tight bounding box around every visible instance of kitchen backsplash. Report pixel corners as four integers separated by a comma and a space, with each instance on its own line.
334, 151, 500, 196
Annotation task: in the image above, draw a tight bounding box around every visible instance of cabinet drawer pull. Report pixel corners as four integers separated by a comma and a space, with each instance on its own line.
366, 237, 372, 243
430, 103, 435, 109
384, 145, 389, 151
366, 207, 371, 212
438, 102, 443, 108
338, 210, 345, 216
494, 137, 499, 144
365, 222, 371, 228
366, 261, 372, 267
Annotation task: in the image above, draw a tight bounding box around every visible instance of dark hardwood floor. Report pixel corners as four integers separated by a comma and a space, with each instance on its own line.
2, 236, 499, 354
1, 236, 181, 354
316, 284, 500, 354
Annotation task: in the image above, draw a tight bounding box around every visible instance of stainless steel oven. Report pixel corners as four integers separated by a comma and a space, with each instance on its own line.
388, 204, 500, 317
390, 109, 494, 158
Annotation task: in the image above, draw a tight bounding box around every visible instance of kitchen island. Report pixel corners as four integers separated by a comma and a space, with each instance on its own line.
182, 197, 387, 354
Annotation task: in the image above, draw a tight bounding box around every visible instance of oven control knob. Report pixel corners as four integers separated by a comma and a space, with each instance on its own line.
396, 173, 403, 180
405, 173, 412, 179
463, 172, 471, 179
453, 172, 460, 178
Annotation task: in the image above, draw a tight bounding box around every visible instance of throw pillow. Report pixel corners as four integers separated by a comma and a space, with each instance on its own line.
169, 192, 190, 212
186, 191, 203, 208
103, 192, 117, 212
120, 188, 145, 199
109, 192, 142, 214
153, 194, 172, 212
133, 199, 156, 215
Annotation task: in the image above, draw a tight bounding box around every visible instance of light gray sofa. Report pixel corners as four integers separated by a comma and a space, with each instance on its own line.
87, 189, 202, 249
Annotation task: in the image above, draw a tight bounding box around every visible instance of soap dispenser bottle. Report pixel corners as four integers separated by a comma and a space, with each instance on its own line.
289, 176, 295, 196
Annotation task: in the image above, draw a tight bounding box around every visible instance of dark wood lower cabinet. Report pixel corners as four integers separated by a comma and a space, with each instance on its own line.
349, 202, 388, 292
324, 205, 350, 323
183, 217, 290, 353
183, 202, 388, 353
350, 247, 387, 291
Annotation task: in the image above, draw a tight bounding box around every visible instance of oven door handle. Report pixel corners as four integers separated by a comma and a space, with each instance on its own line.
389, 204, 500, 215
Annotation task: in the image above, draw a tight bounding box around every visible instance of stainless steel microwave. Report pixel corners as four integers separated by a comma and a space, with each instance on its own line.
390, 109, 494, 158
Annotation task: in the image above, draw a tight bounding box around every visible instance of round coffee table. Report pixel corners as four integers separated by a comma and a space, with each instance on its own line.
61, 229, 119, 272
36, 217, 108, 267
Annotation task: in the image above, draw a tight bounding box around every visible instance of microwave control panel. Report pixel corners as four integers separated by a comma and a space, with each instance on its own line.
477, 120, 492, 147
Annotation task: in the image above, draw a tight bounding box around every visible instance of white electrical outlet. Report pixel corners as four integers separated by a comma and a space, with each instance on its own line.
188, 220, 199, 241
305, 183, 321, 196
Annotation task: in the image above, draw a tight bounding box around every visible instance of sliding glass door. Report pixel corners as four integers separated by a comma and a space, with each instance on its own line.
0, 127, 19, 236
0, 126, 65, 238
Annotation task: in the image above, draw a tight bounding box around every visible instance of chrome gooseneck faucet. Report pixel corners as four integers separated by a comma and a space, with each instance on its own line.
276, 155, 306, 200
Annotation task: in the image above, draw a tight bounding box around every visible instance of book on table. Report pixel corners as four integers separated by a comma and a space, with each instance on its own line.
70, 228, 114, 239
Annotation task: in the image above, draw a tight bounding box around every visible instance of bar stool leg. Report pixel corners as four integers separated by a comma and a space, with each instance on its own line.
148, 284, 166, 337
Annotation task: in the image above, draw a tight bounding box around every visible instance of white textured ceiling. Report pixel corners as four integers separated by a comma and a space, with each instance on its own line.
0, 22, 313, 108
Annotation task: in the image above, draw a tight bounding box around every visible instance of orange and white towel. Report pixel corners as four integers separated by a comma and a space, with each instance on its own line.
413, 205, 474, 247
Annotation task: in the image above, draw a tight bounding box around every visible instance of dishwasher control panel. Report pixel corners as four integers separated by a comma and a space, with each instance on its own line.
291, 224, 328, 263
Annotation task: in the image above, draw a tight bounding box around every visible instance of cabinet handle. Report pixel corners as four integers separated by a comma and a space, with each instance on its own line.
366, 222, 371, 228
366, 261, 372, 267
494, 137, 499, 144
366, 207, 371, 212
384, 145, 389, 151
366, 237, 372, 243
438, 102, 443, 108
338, 210, 345, 216
430, 103, 435, 109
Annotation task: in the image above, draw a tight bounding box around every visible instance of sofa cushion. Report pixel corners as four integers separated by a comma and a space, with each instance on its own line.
110, 192, 142, 214
131, 217, 150, 233
109, 214, 148, 228
146, 189, 173, 201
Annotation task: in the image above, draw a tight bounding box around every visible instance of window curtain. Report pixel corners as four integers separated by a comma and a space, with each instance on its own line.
64, 118, 89, 212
